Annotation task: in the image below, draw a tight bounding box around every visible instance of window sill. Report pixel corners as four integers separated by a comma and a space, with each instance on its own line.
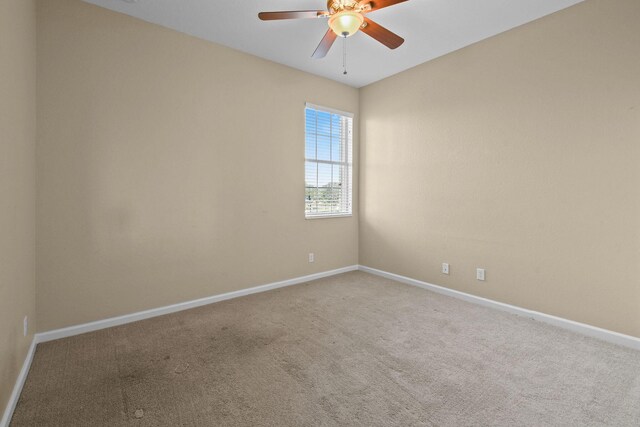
305, 213, 353, 220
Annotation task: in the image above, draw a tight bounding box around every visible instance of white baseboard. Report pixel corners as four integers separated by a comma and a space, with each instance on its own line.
35, 265, 359, 344
358, 265, 640, 351
1, 337, 37, 427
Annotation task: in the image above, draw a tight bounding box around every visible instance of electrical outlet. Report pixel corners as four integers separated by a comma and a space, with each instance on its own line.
308, 253, 314, 263
476, 268, 486, 281
23, 316, 28, 337
442, 263, 449, 275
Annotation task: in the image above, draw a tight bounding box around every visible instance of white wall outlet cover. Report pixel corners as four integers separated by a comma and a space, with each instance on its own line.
476, 268, 486, 281
308, 253, 314, 263
23, 316, 28, 336
442, 263, 449, 274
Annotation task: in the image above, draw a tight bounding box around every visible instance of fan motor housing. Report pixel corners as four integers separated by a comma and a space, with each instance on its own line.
328, 0, 370, 14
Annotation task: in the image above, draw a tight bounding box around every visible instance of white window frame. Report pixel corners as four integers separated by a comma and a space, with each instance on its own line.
304, 102, 354, 219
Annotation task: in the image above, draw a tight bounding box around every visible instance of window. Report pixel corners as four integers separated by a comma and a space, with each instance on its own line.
305, 103, 353, 218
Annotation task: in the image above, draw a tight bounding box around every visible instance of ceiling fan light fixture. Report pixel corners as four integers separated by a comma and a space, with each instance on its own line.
328, 11, 364, 37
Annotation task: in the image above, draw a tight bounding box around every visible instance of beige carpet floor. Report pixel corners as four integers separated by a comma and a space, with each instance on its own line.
11, 271, 640, 426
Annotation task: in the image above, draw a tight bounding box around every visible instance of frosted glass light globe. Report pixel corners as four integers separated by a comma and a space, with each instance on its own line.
328, 11, 364, 37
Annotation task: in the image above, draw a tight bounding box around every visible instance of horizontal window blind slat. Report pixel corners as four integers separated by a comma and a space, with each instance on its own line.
305, 102, 354, 119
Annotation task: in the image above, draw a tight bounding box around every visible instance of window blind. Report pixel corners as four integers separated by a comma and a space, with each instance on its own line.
304, 104, 353, 218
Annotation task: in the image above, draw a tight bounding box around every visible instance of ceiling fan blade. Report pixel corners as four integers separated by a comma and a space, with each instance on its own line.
360, 17, 404, 49
258, 10, 327, 21
359, 0, 409, 13
312, 29, 338, 59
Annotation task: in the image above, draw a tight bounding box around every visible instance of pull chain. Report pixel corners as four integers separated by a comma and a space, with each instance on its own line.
342, 32, 348, 75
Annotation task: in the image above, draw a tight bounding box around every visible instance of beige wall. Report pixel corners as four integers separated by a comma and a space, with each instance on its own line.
36, 0, 359, 331
360, 0, 640, 337
0, 0, 37, 416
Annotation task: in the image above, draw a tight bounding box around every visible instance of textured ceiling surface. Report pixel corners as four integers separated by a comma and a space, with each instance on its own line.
83, 0, 584, 87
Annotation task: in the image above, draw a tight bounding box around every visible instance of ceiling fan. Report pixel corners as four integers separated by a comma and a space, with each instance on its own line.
259, 0, 408, 59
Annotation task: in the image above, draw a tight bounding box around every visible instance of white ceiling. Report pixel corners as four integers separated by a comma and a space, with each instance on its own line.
83, 0, 584, 88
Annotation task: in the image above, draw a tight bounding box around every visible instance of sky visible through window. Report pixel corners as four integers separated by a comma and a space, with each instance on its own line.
305, 109, 342, 186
